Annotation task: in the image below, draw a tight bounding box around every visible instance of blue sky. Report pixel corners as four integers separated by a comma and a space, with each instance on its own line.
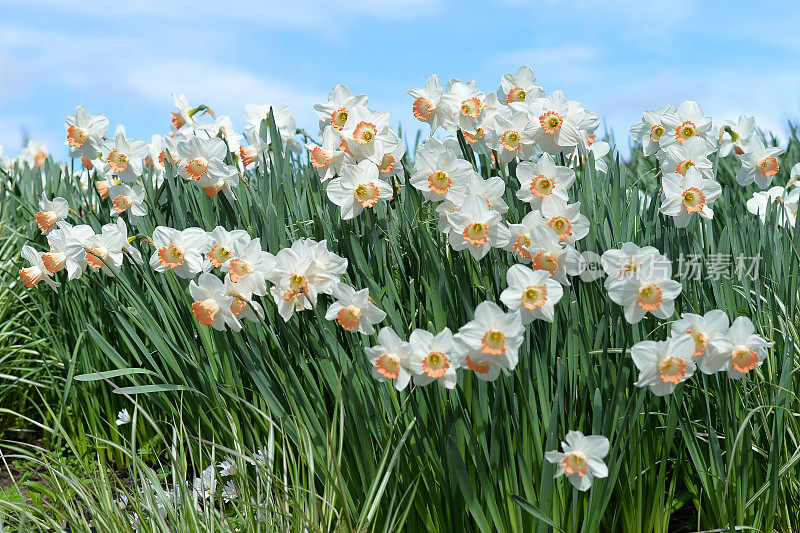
1, 0, 799, 159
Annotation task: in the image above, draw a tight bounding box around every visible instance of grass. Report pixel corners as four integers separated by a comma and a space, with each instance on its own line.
0, 114, 799, 532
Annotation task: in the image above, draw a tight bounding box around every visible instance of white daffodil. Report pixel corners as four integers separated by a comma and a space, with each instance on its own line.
325, 283, 386, 335
524, 224, 584, 285
657, 136, 714, 180
365, 327, 413, 391
515, 147, 575, 209
671, 310, 730, 375
718, 114, 754, 157
575, 137, 611, 173
147, 133, 181, 177
189, 273, 241, 332
206, 226, 252, 270
268, 248, 318, 322
35, 193, 69, 234
340, 106, 400, 165
288, 238, 348, 296
170, 93, 198, 133
406, 328, 459, 389
705, 316, 773, 379
440, 79, 485, 132
42, 223, 93, 280
109, 183, 147, 224
539, 198, 590, 245
660, 167, 722, 228
65, 105, 109, 160
326, 160, 393, 220
19, 245, 60, 292
225, 238, 276, 289
600, 242, 665, 287
606, 254, 682, 324
736, 137, 784, 189
446, 195, 509, 260
500, 264, 563, 324
545, 431, 610, 492
658, 100, 714, 150
519, 90, 585, 155
497, 65, 545, 105
314, 84, 369, 136
630, 105, 676, 156
410, 141, 474, 201
376, 131, 406, 179
194, 465, 217, 500
746, 186, 799, 228
239, 128, 270, 172
446, 173, 509, 214
176, 135, 239, 197
307, 126, 351, 182
149, 226, 210, 279
504, 210, 549, 264
83, 223, 127, 276
455, 301, 524, 382
102, 130, 149, 183
485, 112, 534, 163
408, 74, 447, 134
19, 140, 49, 170
632, 335, 696, 396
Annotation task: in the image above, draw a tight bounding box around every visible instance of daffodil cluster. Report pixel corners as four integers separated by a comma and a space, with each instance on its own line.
12, 63, 795, 497
307, 85, 405, 219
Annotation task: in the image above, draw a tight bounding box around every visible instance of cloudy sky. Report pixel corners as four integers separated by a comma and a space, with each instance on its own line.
1, 0, 799, 158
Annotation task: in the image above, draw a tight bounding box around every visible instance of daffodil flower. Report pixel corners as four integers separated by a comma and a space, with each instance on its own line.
454, 301, 524, 382
446, 195, 509, 260
102, 130, 149, 183
657, 136, 714, 179
364, 327, 413, 391
660, 167, 722, 228
189, 273, 242, 332
326, 160, 393, 220
64, 105, 109, 160
314, 84, 369, 137
718, 114, 755, 157
632, 335, 696, 396
746, 185, 799, 228
19, 245, 60, 292
408, 74, 446, 134
149, 226, 210, 279
410, 140, 474, 202
34, 193, 69, 235
706, 316, 774, 379
515, 155, 575, 208
500, 264, 563, 324
523, 225, 584, 285
406, 328, 459, 389
670, 310, 730, 374
325, 283, 386, 335
605, 253, 682, 324
497, 65, 544, 105
268, 248, 318, 321
630, 105, 676, 156
545, 431, 610, 491
736, 137, 784, 189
